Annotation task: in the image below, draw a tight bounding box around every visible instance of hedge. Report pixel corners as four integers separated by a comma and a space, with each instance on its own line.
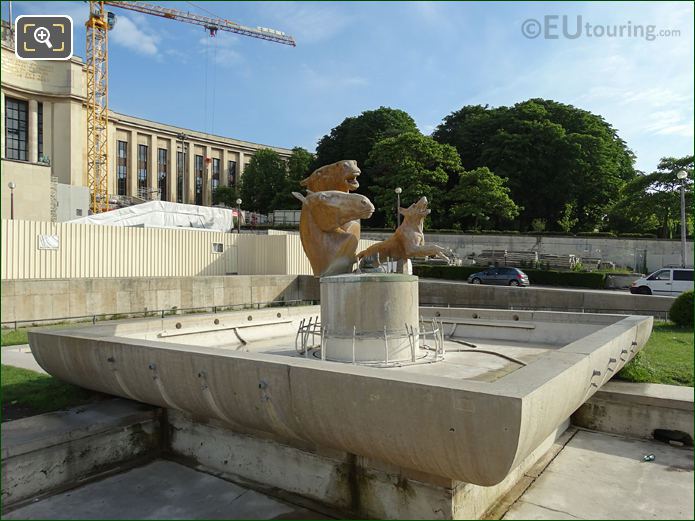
669, 290, 693, 327
413, 265, 607, 289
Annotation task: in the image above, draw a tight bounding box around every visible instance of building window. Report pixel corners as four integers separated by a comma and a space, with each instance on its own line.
5, 97, 28, 161
227, 160, 236, 186
117, 140, 128, 196
158, 148, 168, 201
138, 144, 148, 198
176, 150, 184, 203
212, 158, 220, 192
37, 102, 43, 162
195, 154, 203, 205
212, 243, 223, 253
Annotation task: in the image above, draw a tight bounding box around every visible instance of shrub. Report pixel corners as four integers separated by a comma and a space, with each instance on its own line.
618, 233, 658, 239
413, 265, 480, 281
576, 231, 616, 237
413, 266, 607, 289
669, 290, 694, 327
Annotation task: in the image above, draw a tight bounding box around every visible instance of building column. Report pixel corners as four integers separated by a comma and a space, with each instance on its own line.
108, 123, 117, 197
237, 151, 245, 190
147, 135, 157, 200
220, 149, 229, 187
203, 145, 212, 206
167, 139, 176, 202
127, 133, 138, 197
1, 91, 5, 159
28, 99, 38, 162
44, 101, 53, 166
186, 144, 195, 204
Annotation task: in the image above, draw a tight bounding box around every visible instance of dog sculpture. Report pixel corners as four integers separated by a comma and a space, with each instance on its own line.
357, 196, 450, 265
293, 190, 375, 276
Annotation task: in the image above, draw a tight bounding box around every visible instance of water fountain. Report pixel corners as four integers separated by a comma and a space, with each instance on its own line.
28, 160, 653, 518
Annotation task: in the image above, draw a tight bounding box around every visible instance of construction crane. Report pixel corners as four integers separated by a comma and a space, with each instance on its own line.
85, 1, 295, 213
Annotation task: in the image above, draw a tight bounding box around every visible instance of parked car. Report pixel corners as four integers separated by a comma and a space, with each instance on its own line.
467, 267, 530, 286
629, 267, 694, 296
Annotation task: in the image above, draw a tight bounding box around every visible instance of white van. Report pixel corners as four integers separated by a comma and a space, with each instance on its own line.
630, 268, 694, 296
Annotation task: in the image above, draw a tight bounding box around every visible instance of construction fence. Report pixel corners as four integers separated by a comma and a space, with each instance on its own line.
1, 219, 379, 280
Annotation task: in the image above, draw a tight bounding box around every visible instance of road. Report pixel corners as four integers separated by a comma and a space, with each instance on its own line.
422, 278, 678, 298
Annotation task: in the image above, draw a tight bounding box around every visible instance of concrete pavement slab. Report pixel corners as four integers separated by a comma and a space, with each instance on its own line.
4, 459, 326, 520
503, 430, 694, 520
1, 345, 46, 374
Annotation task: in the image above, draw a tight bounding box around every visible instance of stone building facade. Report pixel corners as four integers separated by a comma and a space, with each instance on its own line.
1, 22, 291, 221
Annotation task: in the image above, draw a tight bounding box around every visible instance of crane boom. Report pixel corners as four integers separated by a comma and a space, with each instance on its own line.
86, 1, 295, 213
103, 1, 296, 45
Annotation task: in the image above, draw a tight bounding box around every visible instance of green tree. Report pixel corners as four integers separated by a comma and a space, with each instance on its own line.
557, 202, 579, 233
364, 132, 462, 228
607, 156, 693, 238
448, 167, 520, 230
314, 107, 419, 204
432, 99, 636, 231
271, 147, 315, 210
239, 149, 287, 214
212, 185, 238, 207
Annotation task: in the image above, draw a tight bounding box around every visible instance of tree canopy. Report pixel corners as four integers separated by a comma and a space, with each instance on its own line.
313, 107, 419, 204
270, 147, 315, 210
238, 149, 288, 214
364, 132, 462, 228
238, 147, 315, 214
212, 185, 238, 207
607, 155, 693, 238
448, 167, 520, 230
432, 99, 637, 231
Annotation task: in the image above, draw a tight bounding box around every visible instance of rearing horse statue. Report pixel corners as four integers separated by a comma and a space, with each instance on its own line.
293, 160, 374, 277
293, 190, 374, 276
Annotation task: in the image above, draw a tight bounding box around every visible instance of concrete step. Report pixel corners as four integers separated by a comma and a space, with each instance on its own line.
2, 399, 161, 511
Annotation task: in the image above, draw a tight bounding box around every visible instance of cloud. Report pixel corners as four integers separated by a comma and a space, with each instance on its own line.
19, 1, 87, 24
197, 33, 243, 68
256, 2, 352, 44
110, 14, 160, 56
642, 111, 694, 137
300, 63, 368, 90
422, 123, 437, 135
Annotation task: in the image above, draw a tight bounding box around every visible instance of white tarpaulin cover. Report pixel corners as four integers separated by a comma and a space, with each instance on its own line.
69, 201, 240, 232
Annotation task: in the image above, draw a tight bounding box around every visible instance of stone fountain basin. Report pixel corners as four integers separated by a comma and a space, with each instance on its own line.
28, 305, 652, 486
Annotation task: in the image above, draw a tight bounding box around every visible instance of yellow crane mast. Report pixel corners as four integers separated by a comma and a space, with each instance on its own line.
85, 0, 296, 213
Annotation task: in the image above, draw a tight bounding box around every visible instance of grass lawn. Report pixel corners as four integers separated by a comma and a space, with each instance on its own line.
1, 328, 29, 347
618, 322, 694, 387
1, 365, 106, 421
1, 322, 93, 347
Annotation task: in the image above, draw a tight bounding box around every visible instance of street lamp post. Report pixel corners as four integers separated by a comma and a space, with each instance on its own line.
236, 198, 242, 234
677, 170, 688, 267
8, 182, 16, 220
395, 187, 402, 228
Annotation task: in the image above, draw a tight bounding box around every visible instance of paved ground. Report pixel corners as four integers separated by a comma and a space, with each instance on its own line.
503, 430, 694, 520
424, 278, 634, 295
4, 460, 328, 520
5, 429, 692, 520
1, 345, 46, 374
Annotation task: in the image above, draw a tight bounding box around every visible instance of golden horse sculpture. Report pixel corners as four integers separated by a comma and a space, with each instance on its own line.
293, 190, 375, 276
357, 196, 450, 266
294, 160, 371, 276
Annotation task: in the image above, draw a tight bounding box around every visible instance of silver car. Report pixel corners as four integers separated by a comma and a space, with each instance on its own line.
467, 267, 530, 286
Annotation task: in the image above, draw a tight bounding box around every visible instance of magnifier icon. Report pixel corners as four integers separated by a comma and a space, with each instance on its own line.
34, 26, 53, 49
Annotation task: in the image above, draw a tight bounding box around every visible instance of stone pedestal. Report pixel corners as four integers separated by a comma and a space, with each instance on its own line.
319, 273, 419, 363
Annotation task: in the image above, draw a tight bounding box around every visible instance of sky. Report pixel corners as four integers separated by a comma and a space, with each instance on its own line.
7, 1, 694, 173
